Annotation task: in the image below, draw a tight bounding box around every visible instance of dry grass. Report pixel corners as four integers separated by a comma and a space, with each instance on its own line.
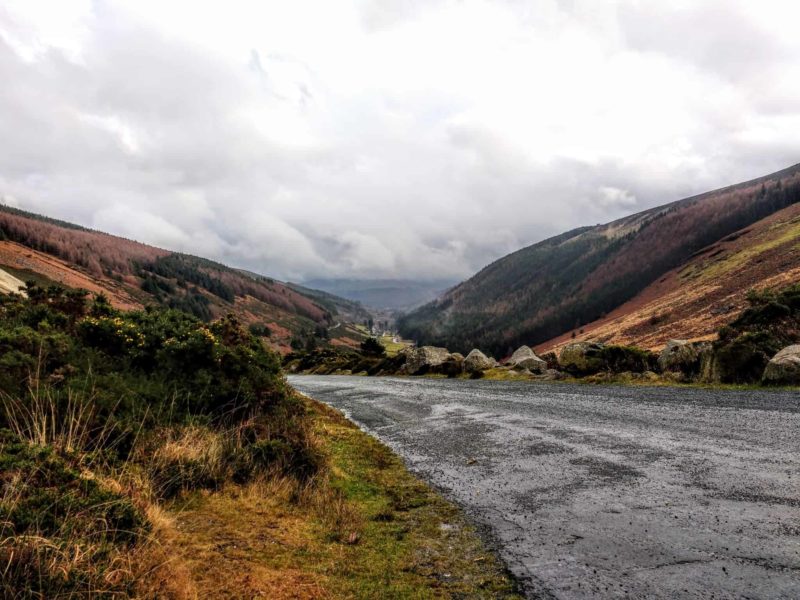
141, 398, 521, 599
1, 382, 107, 456
0, 380, 518, 598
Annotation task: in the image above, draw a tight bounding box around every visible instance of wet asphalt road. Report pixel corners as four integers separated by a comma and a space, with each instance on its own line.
289, 375, 800, 599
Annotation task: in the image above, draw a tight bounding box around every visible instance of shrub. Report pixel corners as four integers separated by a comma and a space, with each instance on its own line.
0, 284, 327, 596
360, 337, 386, 357
600, 345, 657, 373
711, 284, 800, 383
0, 429, 147, 597
248, 322, 272, 338
714, 331, 782, 384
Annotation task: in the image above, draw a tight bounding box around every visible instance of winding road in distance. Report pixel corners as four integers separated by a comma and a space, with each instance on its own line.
289, 375, 800, 599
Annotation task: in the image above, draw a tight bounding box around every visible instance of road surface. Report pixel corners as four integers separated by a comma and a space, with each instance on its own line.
289, 375, 800, 599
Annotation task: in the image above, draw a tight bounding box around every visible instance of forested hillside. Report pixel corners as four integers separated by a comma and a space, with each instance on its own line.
399, 163, 800, 355
538, 201, 800, 353
0, 205, 353, 352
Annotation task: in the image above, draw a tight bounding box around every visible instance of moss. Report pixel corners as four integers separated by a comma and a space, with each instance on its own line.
600, 345, 657, 373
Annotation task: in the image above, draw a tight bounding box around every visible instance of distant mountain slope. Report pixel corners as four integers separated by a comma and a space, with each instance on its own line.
0, 205, 351, 352
285, 282, 373, 324
399, 163, 800, 355
537, 201, 800, 353
302, 278, 459, 310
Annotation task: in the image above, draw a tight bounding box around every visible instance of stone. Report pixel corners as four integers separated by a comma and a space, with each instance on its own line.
558, 342, 606, 374
658, 339, 709, 375
506, 346, 547, 374
464, 349, 497, 373
401, 346, 453, 375
762, 345, 800, 385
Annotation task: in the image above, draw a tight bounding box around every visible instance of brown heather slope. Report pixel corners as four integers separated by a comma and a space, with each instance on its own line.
538, 202, 800, 354
399, 162, 800, 356
0, 205, 354, 352
0, 240, 143, 309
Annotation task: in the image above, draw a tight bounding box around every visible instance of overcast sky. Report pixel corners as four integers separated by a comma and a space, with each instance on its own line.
1, 1, 799, 282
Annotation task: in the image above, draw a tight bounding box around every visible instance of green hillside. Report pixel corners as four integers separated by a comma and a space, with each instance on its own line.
399, 163, 800, 356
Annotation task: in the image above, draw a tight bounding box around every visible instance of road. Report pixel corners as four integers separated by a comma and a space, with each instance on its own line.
289, 375, 800, 599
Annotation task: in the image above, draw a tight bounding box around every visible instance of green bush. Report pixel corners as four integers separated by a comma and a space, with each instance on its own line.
248, 322, 272, 337
600, 345, 657, 373
360, 337, 386, 356
711, 284, 800, 383
0, 284, 315, 476
0, 429, 147, 597
0, 284, 326, 596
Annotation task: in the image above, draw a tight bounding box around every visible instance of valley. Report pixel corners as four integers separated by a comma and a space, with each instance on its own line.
399, 163, 800, 357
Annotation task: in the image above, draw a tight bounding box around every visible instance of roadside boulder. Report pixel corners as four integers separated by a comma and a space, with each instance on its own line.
558, 342, 606, 375
538, 369, 566, 381
699, 346, 720, 383
401, 346, 452, 375
506, 346, 547, 374
464, 349, 497, 373
431, 354, 464, 378
658, 340, 709, 376
762, 345, 800, 385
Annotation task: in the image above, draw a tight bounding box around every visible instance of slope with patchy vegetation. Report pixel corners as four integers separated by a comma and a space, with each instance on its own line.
400, 163, 800, 356
0, 205, 363, 352
0, 285, 518, 598
539, 201, 800, 353
0, 284, 314, 597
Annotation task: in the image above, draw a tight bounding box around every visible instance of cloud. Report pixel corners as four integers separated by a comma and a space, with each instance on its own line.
0, 0, 799, 282
93, 205, 190, 248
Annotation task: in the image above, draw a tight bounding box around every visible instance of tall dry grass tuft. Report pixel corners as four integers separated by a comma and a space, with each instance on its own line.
0, 378, 187, 598
136, 424, 231, 499
299, 473, 364, 544
0, 359, 123, 464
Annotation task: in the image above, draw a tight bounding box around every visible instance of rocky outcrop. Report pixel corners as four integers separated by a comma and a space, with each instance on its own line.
401, 346, 453, 375
464, 349, 497, 373
558, 342, 606, 374
506, 346, 547, 374
762, 345, 800, 385
658, 339, 709, 375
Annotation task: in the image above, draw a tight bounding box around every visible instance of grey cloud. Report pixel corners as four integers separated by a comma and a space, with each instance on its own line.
0, 1, 799, 283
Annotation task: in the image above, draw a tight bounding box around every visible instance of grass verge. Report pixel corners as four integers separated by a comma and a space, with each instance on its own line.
157, 396, 521, 599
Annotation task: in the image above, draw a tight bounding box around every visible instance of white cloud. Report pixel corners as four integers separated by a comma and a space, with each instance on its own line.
0, 0, 798, 281
93, 205, 190, 248
598, 187, 637, 209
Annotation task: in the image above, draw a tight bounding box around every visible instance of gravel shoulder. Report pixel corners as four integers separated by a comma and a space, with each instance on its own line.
289, 375, 800, 599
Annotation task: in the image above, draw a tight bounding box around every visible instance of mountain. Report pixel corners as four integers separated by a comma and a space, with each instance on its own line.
537, 200, 800, 354
399, 163, 800, 356
300, 278, 459, 310
285, 281, 373, 324
0, 205, 355, 352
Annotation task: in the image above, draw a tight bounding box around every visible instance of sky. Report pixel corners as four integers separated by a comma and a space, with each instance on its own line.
1, 0, 799, 282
